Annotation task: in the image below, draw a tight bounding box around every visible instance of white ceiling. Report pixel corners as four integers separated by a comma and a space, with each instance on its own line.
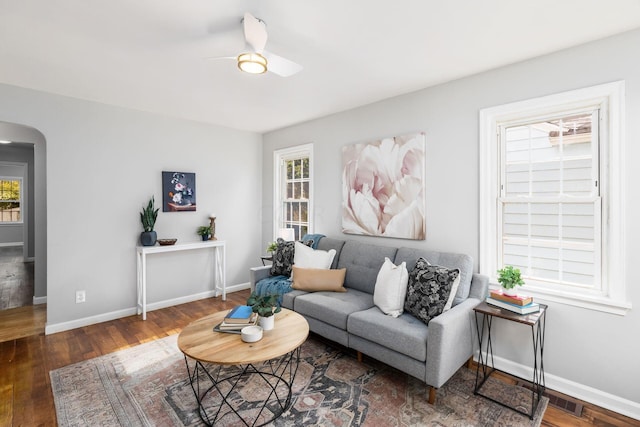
1, 1, 640, 133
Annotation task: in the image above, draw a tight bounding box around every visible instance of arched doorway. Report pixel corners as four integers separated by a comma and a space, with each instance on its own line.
0, 121, 46, 335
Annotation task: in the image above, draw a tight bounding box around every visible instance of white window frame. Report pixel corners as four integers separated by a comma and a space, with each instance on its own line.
273, 143, 314, 240
480, 81, 629, 315
0, 176, 23, 225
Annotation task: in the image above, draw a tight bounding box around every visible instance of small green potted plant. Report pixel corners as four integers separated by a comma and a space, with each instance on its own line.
246, 292, 281, 330
196, 225, 212, 241
497, 265, 525, 296
266, 241, 278, 254
139, 196, 159, 246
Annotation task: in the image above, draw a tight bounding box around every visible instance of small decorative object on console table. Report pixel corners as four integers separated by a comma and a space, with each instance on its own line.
196, 225, 212, 241
209, 214, 217, 240
157, 238, 177, 246
497, 265, 524, 296
246, 292, 281, 331
139, 196, 159, 246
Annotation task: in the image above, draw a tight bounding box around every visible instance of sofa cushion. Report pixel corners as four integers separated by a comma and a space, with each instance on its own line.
270, 238, 296, 276
404, 258, 459, 325
270, 238, 312, 276
292, 266, 347, 292
394, 247, 473, 306
316, 237, 346, 269
348, 307, 429, 362
373, 257, 409, 317
293, 241, 336, 272
294, 289, 373, 330
337, 241, 398, 294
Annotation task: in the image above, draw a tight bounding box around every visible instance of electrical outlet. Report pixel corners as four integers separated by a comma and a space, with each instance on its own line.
75, 290, 86, 304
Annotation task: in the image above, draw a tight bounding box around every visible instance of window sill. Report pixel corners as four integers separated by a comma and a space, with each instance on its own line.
489, 284, 632, 316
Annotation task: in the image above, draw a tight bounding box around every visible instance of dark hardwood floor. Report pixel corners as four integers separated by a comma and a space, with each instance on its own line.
0, 290, 637, 426
0, 246, 34, 310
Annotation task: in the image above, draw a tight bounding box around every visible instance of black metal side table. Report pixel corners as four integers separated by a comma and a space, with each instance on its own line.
473, 301, 547, 420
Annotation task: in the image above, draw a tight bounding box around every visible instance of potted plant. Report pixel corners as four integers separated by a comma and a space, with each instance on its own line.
497, 265, 525, 296
266, 241, 278, 254
139, 196, 159, 246
246, 292, 281, 330
196, 225, 212, 241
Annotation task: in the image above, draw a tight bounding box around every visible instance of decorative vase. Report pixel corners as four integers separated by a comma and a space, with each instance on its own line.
259, 315, 275, 331
503, 287, 517, 297
140, 231, 157, 246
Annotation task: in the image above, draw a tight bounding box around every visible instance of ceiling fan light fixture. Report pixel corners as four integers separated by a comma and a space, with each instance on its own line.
237, 52, 268, 74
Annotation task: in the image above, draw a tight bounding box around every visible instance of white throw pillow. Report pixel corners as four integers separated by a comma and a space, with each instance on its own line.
292, 241, 336, 277
373, 257, 409, 317
443, 274, 461, 312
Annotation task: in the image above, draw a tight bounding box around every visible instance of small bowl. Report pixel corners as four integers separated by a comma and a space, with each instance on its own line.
157, 239, 177, 246
241, 325, 263, 343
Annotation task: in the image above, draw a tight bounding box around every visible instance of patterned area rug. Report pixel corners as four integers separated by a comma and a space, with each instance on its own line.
51, 334, 547, 426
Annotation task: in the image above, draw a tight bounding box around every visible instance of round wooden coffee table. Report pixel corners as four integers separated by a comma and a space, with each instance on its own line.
178, 308, 309, 426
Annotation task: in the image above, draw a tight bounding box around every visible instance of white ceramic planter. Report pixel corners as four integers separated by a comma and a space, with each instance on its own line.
259, 315, 275, 331
503, 287, 518, 296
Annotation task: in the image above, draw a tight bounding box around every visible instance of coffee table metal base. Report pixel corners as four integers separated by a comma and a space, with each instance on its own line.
184, 347, 301, 427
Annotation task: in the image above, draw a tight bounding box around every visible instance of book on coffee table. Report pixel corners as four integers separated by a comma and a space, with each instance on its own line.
214, 316, 258, 334
224, 305, 256, 324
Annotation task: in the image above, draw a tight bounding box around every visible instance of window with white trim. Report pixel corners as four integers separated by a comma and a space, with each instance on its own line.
0, 177, 22, 223
480, 82, 629, 314
274, 144, 313, 241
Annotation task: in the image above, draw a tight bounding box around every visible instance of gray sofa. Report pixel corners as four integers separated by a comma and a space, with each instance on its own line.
250, 237, 489, 403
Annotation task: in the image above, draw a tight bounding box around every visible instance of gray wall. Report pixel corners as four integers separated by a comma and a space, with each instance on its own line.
263, 29, 640, 416
0, 146, 35, 256
0, 83, 263, 328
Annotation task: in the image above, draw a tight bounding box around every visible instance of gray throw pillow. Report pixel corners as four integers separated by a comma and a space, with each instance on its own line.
404, 257, 460, 325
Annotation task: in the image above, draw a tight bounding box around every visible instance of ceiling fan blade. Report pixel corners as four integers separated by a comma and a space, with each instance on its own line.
263, 51, 303, 77
206, 56, 237, 61
243, 12, 268, 53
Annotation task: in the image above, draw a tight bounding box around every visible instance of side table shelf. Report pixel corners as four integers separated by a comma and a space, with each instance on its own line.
473, 301, 547, 420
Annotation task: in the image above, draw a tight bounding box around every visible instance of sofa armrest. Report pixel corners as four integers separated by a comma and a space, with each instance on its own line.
249, 265, 271, 291
425, 297, 481, 388
469, 273, 489, 300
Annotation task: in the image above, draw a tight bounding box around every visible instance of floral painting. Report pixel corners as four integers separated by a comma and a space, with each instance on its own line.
342, 133, 426, 240
162, 172, 196, 212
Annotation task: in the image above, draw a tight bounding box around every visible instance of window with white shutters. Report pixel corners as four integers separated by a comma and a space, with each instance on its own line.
274, 144, 313, 241
480, 82, 629, 314
499, 111, 601, 291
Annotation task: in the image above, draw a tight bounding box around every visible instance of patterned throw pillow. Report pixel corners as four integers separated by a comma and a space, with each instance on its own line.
403, 257, 460, 325
269, 238, 314, 276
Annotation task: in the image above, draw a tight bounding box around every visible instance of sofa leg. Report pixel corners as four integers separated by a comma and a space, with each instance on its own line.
428, 386, 437, 404
357, 351, 363, 363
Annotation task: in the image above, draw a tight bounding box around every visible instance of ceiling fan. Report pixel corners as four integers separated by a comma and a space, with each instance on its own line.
212, 12, 303, 77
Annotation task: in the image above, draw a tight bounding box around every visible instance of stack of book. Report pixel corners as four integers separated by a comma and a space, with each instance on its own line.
214, 305, 258, 333
486, 290, 540, 314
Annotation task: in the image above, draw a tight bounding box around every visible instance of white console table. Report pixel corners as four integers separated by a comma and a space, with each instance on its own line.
136, 240, 226, 320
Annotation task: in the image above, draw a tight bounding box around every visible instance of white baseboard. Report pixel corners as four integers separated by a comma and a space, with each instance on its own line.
225, 282, 251, 293
477, 353, 640, 421
44, 284, 251, 336
45, 307, 137, 335
0, 242, 23, 247
33, 296, 47, 305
